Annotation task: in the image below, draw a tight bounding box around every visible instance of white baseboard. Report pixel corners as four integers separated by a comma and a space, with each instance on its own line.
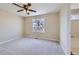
24, 37, 59, 42
60, 45, 65, 55
0, 37, 21, 44
60, 44, 70, 55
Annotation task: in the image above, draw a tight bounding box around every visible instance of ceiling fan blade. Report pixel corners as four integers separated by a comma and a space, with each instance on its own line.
28, 9, 36, 12
13, 3, 23, 8
17, 9, 24, 12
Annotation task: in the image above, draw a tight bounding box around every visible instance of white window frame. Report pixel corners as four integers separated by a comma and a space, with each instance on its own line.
32, 18, 45, 33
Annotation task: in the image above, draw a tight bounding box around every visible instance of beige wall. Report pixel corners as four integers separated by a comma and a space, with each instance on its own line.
71, 20, 79, 38
23, 13, 59, 41
0, 9, 23, 42
60, 4, 71, 55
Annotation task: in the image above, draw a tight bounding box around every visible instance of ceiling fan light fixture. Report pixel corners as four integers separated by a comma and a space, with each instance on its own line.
28, 3, 31, 7
12, 3, 36, 15
27, 12, 30, 15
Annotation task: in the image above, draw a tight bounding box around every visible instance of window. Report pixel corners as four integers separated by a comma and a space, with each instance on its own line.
32, 18, 45, 33
71, 15, 79, 20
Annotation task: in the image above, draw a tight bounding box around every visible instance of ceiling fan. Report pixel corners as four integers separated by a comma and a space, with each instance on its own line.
13, 3, 36, 15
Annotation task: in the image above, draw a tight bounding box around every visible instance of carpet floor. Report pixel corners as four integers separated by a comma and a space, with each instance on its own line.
0, 38, 64, 55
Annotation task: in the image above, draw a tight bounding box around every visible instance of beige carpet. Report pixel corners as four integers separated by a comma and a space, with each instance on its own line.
0, 38, 64, 55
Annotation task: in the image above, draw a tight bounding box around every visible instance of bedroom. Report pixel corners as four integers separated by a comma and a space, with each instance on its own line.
0, 3, 70, 55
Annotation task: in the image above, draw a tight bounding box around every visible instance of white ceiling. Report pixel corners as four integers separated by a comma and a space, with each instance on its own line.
0, 3, 63, 17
